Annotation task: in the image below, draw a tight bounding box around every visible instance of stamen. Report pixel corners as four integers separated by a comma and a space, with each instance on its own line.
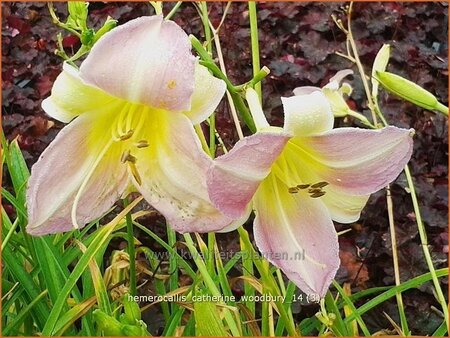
128, 162, 142, 185
120, 150, 137, 163
297, 184, 310, 189
125, 105, 138, 133
308, 188, 322, 194
311, 181, 329, 189
288, 187, 299, 194
116, 104, 130, 138
310, 191, 326, 198
71, 139, 114, 229
132, 107, 148, 139
135, 140, 149, 148
119, 129, 134, 141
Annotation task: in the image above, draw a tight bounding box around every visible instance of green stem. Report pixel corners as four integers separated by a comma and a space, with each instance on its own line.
191, 35, 257, 132
248, 1, 262, 100
165, 1, 183, 20
182, 233, 241, 336
207, 233, 216, 276
123, 197, 136, 296
404, 165, 449, 330
167, 224, 179, 314
199, 2, 217, 156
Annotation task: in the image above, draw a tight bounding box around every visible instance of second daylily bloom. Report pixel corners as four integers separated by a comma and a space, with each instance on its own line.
208, 87, 414, 297
26, 16, 239, 235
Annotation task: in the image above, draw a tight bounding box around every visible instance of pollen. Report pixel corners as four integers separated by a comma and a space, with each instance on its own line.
167, 80, 177, 89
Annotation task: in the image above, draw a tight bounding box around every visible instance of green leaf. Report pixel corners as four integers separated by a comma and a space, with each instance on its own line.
41, 197, 142, 335
194, 290, 228, 336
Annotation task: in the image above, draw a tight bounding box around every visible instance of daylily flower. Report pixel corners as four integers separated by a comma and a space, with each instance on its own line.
26, 16, 239, 236
208, 87, 414, 297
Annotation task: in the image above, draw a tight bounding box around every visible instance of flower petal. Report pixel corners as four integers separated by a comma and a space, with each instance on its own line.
325, 69, 354, 90
253, 174, 340, 297
42, 63, 117, 123
26, 113, 128, 236
133, 111, 234, 233
292, 86, 320, 96
80, 16, 196, 111
207, 131, 290, 219
183, 63, 226, 124
282, 91, 334, 137
291, 126, 414, 195
321, 186, 370, 223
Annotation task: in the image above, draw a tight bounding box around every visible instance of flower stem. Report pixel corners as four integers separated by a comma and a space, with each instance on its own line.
346, 2, 378, 126
248, 1, 262, 100
165, 1, 182, 20
198, 2, 217, 156
404, 165, 449, 330
386, 185, 410, 335
123, 197, 137, 296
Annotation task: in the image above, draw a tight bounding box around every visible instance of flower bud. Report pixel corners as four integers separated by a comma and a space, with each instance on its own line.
375, 71, 448, 115
93, 309, 123, 336
371, 44, 390, 98
121, 293, 141, 324
94, 17, 117, 44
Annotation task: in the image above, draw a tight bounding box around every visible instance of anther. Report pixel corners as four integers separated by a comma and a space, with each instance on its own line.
136, 140, 149, 148
288, 187, 299, 194
311, 181, 329, 189
308, 188, 322, 194
120, 150, 137, 163
119, 129, 134, 141
310, 191, 326, 198
297, 184, 310, 189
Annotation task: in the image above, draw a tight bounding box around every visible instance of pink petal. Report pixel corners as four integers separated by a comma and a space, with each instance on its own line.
183, 63, 226, 124
207, 131, 290, 219
292, 86, 320, 96
293, 126, 414, 195
326, 69, 354, 89
253, 174, 340, 297
80, 16, 196, 112
26, 113, 128, 236
133, 112, 236, 233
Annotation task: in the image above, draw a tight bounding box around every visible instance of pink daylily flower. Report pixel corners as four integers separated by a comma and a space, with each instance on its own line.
26, 16, 242, 236
208, 87, 414, 297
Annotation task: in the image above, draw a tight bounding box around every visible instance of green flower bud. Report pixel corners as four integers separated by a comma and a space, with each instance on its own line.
121, 323, 149, 336
93, 309, 123, 336
94, 17, 117, 44
122, 293, 141, 324
375, 71, 448, 115
80, 29, 94, 46
371, 44, 390, 98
